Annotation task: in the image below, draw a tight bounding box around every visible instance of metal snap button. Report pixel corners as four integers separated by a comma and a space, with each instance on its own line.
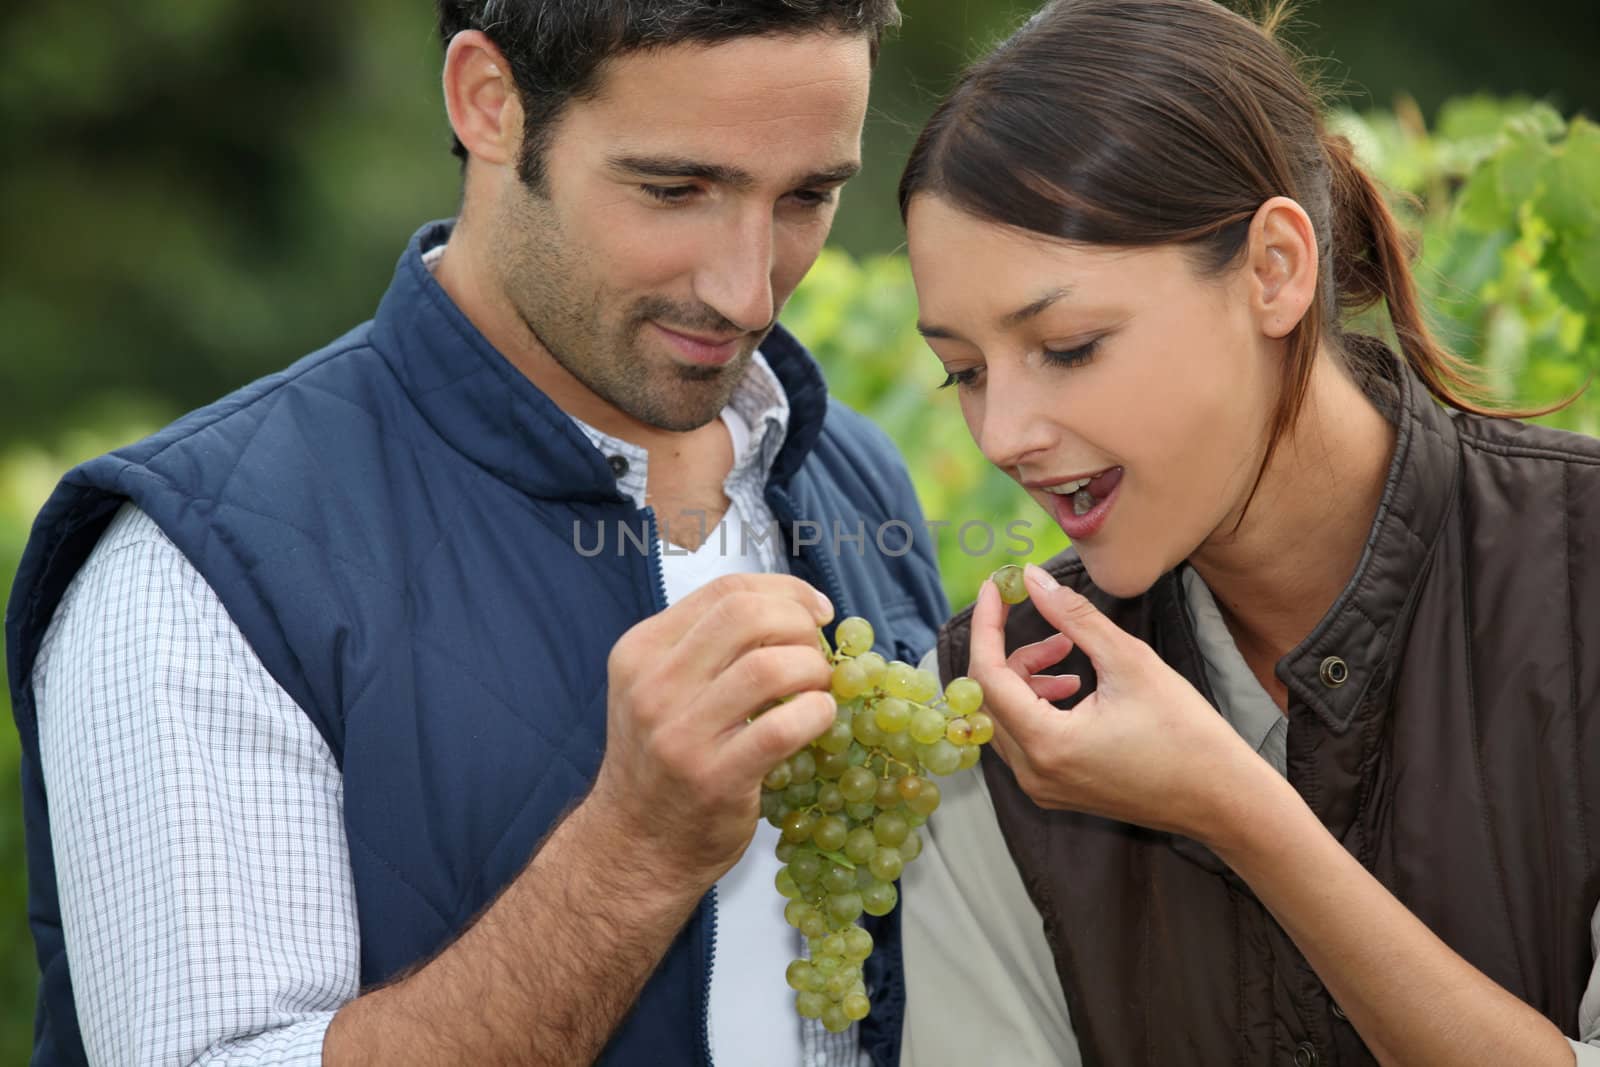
1293, 1042, 1319, 1067
1319, 656, 1349, 688
607, 454, 630, 478
1332, 1001, 1347, 1020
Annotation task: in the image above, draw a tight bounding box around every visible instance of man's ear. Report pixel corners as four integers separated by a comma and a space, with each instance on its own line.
442, 30, 521, 168
1245, 196, 1319, 340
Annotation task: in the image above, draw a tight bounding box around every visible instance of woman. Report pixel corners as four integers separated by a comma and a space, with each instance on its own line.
896, 1, 1600, 1065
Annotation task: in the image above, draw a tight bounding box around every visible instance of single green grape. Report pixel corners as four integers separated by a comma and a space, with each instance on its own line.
843, 991, 872, 1021
801, 911, 830, 939
845, 800, 877, 822
946, 717, 973, 745
827, 891, 864, 923
838, 765, 876, 804
816, 782, 845, 813
896, 775, 926, 803
835, 617, 875, 657
783, 780, 818, 809
851, 712, 885, 747
822, 863, 856, 896
763, 761, 793, 791
788, 749, 817, 785
882, 661, 918, 699
898, 831, 923, 863
796, 990, 828, 1019
909, 706, 948, 745
784, 900, 813, 929
861, 879, 898, 917
781, 809, 817, 844
884, 730, 917, 763
813, 815, 849, 852
825, 969, 856, 1000
873, 697, 912, 733
993, 564, 1029, 605
844, 827, 878, 865
855, 651, 887, 686
822, 1003, 851, 1033
920, 739, 963, 777
872, 776, 901, 809
776, 867, 802, 900
869, 847, 904, 882
815, 746, 852, 779
821, 932, 848, 958
968, 710, 995, 745
787, 959, 814, 991
944, 676, 984, 717
788, 851, 822, 886
831, 659, 870, 700
873, 811, 910, 847
906, 778, 941, 817
957, 743, 982, 771
813, 952, 843, 975
843, 926, 874, 961
817, 718, 854, 755
909, 669, 940, 704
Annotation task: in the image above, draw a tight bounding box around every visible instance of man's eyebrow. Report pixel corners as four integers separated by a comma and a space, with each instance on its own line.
606, 155, 861, 191
917, 286, 1075, 342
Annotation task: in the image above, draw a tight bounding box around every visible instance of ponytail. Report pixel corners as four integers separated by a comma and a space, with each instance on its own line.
1320, 131, 1563, 419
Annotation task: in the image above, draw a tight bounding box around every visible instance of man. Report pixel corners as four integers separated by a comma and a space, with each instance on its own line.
6, 3, 946, 1064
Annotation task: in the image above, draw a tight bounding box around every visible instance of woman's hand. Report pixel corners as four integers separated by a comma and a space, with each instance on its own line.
970, 563, 1281, 842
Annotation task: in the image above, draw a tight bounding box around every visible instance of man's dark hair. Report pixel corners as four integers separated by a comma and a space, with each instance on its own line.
436, 0, 901, 188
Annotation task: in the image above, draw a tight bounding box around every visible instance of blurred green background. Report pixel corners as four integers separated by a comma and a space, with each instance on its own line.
2, 0, 1597, 1057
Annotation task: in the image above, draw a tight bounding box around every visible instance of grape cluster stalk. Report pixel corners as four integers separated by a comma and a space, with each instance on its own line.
761, 615, 994, 1032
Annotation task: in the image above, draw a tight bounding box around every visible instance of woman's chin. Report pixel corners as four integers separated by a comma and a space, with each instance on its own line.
1073, 548, 1164, 601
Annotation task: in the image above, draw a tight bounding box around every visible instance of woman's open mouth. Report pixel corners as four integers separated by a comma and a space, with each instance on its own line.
1038, 467, 1123, 540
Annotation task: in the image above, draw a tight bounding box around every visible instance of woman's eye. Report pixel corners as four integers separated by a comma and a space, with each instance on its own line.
939, 367, 983, 390
1042, 337, 1101, 368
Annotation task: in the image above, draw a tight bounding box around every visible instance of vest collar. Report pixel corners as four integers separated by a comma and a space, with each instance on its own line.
368, 220, 830, 502
1276, 337, 1462, 733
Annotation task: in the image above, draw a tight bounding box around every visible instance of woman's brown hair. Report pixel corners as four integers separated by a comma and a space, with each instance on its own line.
899, 0, 1549, 486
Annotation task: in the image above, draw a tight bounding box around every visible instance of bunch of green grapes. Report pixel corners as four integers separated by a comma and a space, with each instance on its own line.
761, 614, 994, 1033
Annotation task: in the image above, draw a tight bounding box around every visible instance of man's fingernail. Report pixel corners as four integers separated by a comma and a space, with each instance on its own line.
1024, 563, 1058, 591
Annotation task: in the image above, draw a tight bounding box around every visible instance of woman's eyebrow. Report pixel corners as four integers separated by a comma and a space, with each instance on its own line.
917, 285, 1075, 341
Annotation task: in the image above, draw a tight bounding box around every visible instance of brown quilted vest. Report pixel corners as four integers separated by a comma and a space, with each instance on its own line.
936, 356, 1600, 1066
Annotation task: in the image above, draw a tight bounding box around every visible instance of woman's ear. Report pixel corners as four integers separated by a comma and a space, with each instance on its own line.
442, 30, 522, 169
1246, 196, 1319, 339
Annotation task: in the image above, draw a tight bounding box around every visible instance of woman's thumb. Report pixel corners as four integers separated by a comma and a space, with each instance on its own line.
1023, 564, 1126, 669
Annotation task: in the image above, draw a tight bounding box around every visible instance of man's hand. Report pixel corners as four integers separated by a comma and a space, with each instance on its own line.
325, 573, 838, 1067
590, 573, 838, 886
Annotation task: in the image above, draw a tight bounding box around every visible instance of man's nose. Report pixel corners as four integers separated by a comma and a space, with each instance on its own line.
694, 212, 775, 333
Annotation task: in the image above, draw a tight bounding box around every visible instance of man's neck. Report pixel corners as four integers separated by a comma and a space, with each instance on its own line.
430, 222, 738, 544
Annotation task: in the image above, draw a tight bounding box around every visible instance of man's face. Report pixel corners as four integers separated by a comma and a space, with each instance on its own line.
486, 32, 872, 433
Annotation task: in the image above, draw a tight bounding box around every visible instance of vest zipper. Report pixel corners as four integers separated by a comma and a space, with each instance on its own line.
643, 508, 717, 1067
765, 486, 852, 618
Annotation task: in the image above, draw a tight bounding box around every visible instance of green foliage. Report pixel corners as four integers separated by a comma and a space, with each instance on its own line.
1333, 98, 1600, 431
1, 95, 1597, 1054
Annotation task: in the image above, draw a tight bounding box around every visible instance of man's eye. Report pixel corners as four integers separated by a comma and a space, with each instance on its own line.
789, 189, 837, 208
642, 185, 697, 203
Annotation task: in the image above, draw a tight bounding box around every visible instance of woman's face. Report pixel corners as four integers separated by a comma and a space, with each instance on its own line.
906, 195, 1281, 597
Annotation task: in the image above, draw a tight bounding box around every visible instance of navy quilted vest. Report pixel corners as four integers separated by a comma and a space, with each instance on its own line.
7, 221, 948, 1066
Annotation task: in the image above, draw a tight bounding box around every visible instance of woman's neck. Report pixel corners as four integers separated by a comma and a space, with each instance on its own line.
1187, 349, 1398, 708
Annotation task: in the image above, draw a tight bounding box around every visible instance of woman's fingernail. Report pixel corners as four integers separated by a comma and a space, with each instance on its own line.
1024, 563, 1059, 591
815, 591, 835, 620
